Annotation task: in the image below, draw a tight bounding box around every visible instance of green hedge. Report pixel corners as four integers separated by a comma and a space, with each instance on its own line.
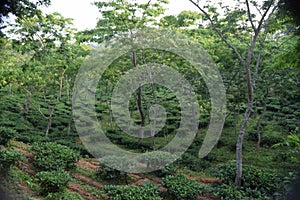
0, 149, 23, 174
161, 174, 204, 200
31, 142, 80, 171
104, 181, 161, 200
214, 160, 282, 198
0, 127, 16, 145
35, 170, 71, 195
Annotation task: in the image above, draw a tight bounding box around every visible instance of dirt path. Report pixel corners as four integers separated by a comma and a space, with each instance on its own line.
12, 147, 34, 161
72, 173, 103, 189
68, 182, 102, 200
76, 159, 98, 172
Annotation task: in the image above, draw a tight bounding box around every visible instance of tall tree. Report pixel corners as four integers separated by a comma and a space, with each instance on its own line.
0, 0, 51, 36
83, 0, 168, 146
9, 12, 87, 136
189, 0, 279, 186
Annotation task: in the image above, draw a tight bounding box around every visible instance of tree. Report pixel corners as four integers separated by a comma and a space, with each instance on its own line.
189, 0, 280, 186
83, 0, 169, 147
0, 0, 51, 36
8, 12, 87, 137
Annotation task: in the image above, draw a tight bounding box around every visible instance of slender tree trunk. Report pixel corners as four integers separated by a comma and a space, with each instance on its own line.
131, 51, 146, 144
235, 34, 256, 185
256, 89, 269, 151
148, 68, 158, 150
45, 69, 65, 137
189, 0, 277, 187
45, 114, 53, 137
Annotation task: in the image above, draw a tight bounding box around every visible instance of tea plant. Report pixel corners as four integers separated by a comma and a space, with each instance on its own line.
31, 142, 80, 171
104, 181, 161, 200
0, 149, 23, 174
0, 127, 16, 146
161, 174, 204, 200
35, 170, 71, 195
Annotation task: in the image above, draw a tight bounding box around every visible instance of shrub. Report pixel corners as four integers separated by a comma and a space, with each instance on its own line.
215, 160, 281, 197
161, 174, 204, 200
104, 181, 161, 200
35, 170, 71, 195
178, 153, 211, 171
44, 190, 83, 200
137, 151, 177, 170
31, 142, 80, 171
97, 155, 134, 180
0, 149, 23, 174
211, 184, 254, 200
0, 127, 16, 145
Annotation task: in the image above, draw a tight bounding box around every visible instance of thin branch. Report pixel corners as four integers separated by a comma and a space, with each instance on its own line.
188, 0, 245, 65
246, 0, 257, 33
257, 0, 276, 33
253, 3, 263, 17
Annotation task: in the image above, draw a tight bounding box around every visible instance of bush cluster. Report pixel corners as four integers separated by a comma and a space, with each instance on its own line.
97, 155, 134, 180
161, 174, 204, 200
104, 181, 161, 200
0, 127, 16, 145
0, 149, 23, 174
35, 170, 71, 194
31, 142, 80, 196
214, 160, 282, 199
31, 142, 80, 171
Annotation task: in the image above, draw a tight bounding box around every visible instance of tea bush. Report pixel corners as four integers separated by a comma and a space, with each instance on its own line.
0, 127, 16, 145
104, 181, 161, 200
210, 183, 269, 200
137, 151, 178, 172
97, 155, 134, 180
161, 174, 204, 200
44, 191, 83, 200
214, 160, 282, 198
35, 170, 71, 195
31, 142, 80, 171
0, 149, 23, 174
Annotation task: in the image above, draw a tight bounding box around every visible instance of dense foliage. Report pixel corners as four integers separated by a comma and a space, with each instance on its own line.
214, 160, 283, 199
161, 174, 204, 200
0, 127, 16, 145
0, 149, 23, 174
0, 0, 299, 199
104, 181, 161, 200
35, 170, 71, 194
31, 142, 80, 171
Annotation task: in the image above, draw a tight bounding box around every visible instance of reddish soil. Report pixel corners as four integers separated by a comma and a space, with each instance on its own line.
131, 177, 152, 186
17, 161, 35, 176
18, 180, 42, 199
8, 141, 221, 200
76, 159, 98, 172
198, 195, 220, 200
186, 175, 222, 184
72, 173, 103, 189
11, 140, 30, 149
12, 147, 34, 161
68, 182, 102, 200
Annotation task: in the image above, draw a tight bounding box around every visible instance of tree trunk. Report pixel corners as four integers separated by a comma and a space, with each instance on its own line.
45, 69, 65, 137
45, 114, 53, 138
256, 89, 269, 151
131, 51, 146, 144
235, 101, 253, 185
235, 35, 256, 185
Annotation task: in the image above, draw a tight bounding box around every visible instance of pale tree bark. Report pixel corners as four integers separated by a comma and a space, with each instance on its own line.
189, 0, 278, 186
45, 69, 66, 137
131, 51, 146, 144
147, 65, 158, 150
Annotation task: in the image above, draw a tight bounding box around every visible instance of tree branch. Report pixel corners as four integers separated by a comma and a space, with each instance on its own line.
188, 0, 245, 64
245, 0, 257, 33
257, 0, 276, 33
